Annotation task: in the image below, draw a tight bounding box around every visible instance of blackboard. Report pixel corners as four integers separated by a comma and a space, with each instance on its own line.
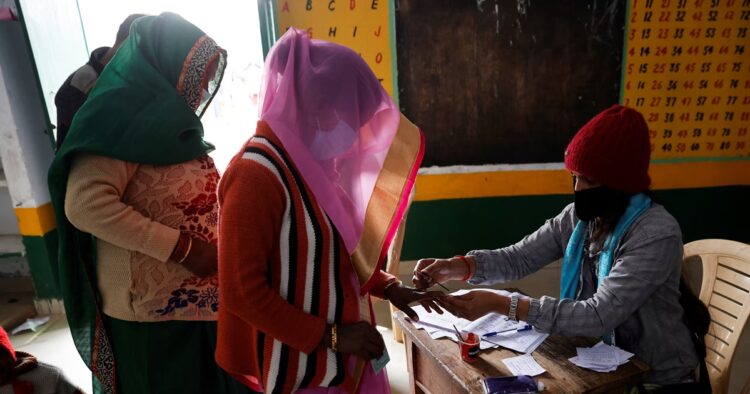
396, 0, 626, 166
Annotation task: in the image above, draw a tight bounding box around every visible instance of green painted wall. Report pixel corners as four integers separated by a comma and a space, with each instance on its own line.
22, 230, 58, 298
402, 186, 750, 260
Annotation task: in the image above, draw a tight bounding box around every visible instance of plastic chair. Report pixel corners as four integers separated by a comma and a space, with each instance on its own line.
683, 239, 750, 393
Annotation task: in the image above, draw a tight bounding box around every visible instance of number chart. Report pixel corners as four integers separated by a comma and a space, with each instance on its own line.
622, 0, 750, 160
273, 0, 398, 99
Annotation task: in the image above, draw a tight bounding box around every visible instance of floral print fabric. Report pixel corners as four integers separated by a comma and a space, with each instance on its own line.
122, 155, 220, 321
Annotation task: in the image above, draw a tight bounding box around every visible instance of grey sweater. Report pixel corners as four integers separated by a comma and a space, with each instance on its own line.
468, 203, 698, 385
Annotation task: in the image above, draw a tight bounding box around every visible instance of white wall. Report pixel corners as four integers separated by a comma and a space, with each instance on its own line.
0, 21, 55, 209
0, 162, 21, 235
16, 0, 89, 125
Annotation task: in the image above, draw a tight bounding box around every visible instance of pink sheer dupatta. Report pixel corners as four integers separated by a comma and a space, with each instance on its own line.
260, 28, 423, 294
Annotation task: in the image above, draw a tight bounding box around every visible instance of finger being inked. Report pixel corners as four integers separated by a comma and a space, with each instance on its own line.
404, 306, 419, 321
425, 300, 444, 314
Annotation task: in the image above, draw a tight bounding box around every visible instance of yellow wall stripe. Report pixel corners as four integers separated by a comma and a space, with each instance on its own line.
12, 162, 747, 229
14, 202, 56, 236
414, 161, 750, 201
415, 168, 571, 201
650, 161, 750, 190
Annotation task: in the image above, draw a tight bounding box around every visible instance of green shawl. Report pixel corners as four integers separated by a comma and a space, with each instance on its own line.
47, 12, 226, 393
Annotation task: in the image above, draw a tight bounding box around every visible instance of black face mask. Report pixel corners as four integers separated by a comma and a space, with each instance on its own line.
574, 186, 632, 222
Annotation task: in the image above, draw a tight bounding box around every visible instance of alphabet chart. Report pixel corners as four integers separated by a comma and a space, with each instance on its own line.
622, 0, 750, 159
273, 0, 398, 98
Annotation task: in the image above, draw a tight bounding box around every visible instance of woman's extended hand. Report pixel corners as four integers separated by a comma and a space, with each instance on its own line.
385, 284, 445, 320
437, 290, 505, 321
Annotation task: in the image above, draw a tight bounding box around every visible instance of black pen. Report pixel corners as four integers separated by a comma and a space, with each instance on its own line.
452, 324, 464, 342
419, 270, 450, 291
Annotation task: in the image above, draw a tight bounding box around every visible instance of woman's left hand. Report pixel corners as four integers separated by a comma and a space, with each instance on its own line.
385, 284, 445, 321
181, 238, 218, 277
438, 290, 504, 321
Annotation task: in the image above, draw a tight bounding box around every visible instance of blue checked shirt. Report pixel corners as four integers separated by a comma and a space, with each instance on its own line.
468, 203, 698, 385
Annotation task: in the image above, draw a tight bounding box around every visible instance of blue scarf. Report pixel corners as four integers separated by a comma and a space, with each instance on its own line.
560, 193, 652, 344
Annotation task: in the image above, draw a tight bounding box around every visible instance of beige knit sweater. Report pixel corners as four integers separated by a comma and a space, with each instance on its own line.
65, 154, 220, 322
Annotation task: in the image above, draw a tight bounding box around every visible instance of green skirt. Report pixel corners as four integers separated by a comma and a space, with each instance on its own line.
100, 317, 255, 394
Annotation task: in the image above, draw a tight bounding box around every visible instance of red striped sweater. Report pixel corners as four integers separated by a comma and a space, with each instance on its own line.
216, 123, 396, 393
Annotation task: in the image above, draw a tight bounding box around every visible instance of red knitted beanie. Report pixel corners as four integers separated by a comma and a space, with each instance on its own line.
564, 105, 651, 194
0, 327, 15, 362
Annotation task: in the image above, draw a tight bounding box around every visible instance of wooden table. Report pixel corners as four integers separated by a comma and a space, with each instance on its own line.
395, 311, 650, 394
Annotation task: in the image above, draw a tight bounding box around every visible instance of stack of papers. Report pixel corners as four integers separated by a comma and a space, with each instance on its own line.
408, 289, 548, 354
569, 341, 634, 372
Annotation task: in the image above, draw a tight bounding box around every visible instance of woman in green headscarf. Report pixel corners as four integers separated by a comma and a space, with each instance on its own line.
48, 12, 252, 394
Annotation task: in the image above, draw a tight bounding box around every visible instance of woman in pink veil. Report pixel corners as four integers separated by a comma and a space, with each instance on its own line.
216, 28, 441, 393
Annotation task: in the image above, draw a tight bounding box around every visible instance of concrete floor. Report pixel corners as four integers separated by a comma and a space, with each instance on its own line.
7, 313, 411, 394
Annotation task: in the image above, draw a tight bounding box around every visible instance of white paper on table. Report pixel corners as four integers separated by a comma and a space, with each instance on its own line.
463, 313, 525, 337
569, 341, 634, 372
523, 331, 548, 353
479, 339, 500, 350
484, 328, 549, 353
410, 305, 475, 345
412, 307, 500, 350
576, 344, 619, 366
429, 329, 456, 340
569, 356, 618, 372
412, 289, 521, 337
409, 290, 547, 354
11, 316, 50, 334
502, 354, 546, 376
419, 326, 460, 341
411, 305, 472, 334
593, 341, 634, 364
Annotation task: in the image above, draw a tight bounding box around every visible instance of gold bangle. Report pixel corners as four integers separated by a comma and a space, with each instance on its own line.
331, 324, 338, 352
170, 234, 186, 263
178, 236, 193, 264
